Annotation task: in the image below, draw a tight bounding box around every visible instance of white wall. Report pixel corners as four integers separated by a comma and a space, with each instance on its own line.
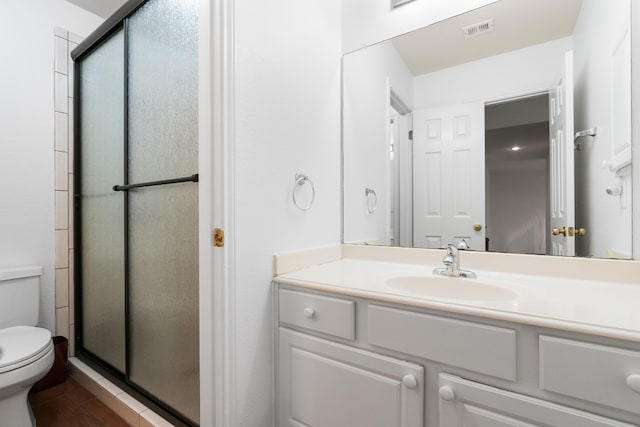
233, 0, 342, 425
343, 41, 413, 244
0, 1, 102, 333
488, 167, 547, 254
413, 37, 572, 109
486, 164, 548, 257
573, 0, 632, 258
633, 0, 640, 259
342, 0, 498, 54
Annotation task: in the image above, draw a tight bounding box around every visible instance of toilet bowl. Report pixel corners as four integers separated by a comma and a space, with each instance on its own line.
0, 267, 55, 427
0, 326, 54, 427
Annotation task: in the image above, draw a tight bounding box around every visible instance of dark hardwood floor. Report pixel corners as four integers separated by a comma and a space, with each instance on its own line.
28, 377, 128, 427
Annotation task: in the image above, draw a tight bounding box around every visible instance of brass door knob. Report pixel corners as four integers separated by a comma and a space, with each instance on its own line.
473, 224, 482, 232
552, 227, 567, 236
576, 228, 587, 236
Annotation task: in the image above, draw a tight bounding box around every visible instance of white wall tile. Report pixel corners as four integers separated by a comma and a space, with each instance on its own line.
69, 42, 78, 98
54, 72, 68, 113
55, 268, 69, 308
55, 190, 68, 229
118, 393, 148, 414
70, 358, 104, 382
68, 248, 75, 323
55, 151, 68, 190
68, 104, 74, 172
55, 230, 69, 268
141, 409, 174, 427
55, 36, 68, 75
69, 324, 75, 357
55, 306, 69, 337
68, 174, 74, 247
98, 378, 124, 396
55, 112, 68, 152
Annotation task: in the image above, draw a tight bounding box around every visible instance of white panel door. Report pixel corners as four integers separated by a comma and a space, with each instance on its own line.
549, 51, 575, 256
278, 328, 424, 427
413, 102, 485, 250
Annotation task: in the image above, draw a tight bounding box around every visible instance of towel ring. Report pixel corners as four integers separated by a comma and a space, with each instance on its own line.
293, 173, 315, 211
365, 188, 377, 214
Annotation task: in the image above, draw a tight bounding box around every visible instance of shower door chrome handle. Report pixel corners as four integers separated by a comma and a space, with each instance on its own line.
113, 174, 198, 191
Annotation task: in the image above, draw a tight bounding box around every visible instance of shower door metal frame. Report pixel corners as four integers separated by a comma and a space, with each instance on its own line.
71, 1, 197, 425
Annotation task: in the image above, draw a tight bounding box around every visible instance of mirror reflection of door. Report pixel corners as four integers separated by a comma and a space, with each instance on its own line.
411, 51, 576, 256
413, 102, 486, 251
389, 107, 399, 246
549, 51, 576, 256
389, 92, 413, 247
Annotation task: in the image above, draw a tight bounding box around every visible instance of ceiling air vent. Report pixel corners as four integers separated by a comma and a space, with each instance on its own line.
462, 18, 495, 39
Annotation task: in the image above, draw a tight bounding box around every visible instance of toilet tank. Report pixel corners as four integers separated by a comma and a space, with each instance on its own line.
0, 266, 43, 329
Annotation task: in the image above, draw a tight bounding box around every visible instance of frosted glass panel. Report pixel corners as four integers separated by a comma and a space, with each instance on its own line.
127, 0, 199, 422
129, 185, 199, 422
79, 31, 126, 372
128, 0, 198, 183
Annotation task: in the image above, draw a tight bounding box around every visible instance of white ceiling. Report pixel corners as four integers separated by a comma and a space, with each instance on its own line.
66, 0, 128, 19
391, 0, 583, 75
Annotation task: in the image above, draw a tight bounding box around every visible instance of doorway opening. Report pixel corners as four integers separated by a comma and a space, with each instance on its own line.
389, 90, 413, 247
485, 94, 550, 255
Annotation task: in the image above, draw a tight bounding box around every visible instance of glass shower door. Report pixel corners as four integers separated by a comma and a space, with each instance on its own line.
127, 0, 199, 423
75, 0, 199, 424
79, 30, 126, 373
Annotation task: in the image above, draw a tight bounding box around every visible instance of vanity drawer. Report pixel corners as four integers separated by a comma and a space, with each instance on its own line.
279, 289, 355, 340
540, 336, 640, 415
368, 305, 516, 381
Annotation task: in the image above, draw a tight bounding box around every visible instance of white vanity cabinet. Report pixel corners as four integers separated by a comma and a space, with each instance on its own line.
275, 284, 640, 427
277, 288, 424, 427
278, 328, 424, 427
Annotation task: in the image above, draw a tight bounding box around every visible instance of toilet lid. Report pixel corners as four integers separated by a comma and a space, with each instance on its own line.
0, 326, 53, 373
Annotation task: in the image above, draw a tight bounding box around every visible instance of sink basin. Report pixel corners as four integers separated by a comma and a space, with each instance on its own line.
385, 275, 518, 301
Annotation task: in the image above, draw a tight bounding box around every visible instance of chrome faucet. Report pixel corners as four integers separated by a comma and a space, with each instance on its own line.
433, 239, 477, 278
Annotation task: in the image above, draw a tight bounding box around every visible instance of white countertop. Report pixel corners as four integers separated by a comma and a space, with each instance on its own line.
275, 255, 640, 343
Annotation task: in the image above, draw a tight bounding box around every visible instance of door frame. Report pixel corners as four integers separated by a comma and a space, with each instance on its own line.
388, 87, 413, 247
204, 0, 236, 426
484, 91, 551, 255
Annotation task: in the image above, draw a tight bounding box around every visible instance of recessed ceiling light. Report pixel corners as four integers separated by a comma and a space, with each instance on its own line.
511, 146, 521, 151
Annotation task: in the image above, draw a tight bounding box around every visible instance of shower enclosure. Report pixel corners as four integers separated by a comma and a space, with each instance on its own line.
71, 0, 199, 424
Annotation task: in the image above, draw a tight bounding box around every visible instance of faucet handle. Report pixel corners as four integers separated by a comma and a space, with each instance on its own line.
457, 239, 470, 250
442, 254, 455, 266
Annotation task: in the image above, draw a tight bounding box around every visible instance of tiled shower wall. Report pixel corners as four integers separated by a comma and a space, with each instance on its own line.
54, 27, 82, 356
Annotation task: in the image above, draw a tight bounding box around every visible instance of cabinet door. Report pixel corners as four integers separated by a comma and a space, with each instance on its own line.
278, 328, 423, 427
439, 374, 634, 427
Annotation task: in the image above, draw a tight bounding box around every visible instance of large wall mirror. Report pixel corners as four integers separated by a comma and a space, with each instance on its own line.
343, 0, 633, 259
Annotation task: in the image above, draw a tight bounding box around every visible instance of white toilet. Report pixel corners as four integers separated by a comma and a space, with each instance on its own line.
0, 266, 55, 427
